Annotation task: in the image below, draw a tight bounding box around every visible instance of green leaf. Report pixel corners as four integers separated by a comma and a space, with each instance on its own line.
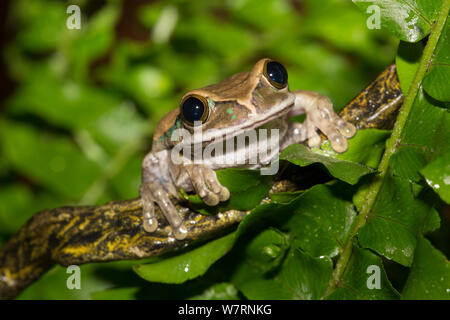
13, 0, 67, 52
240, 228, 290, 268
152, 53, 219, 93
397, 19, 450, 104
19, 264, 113, 300
305, 0, 396, 66
0, 121, 102, 199
0, 185, 59, 234
176, 15, 257, 63
321, 129, 391, 168
138, 2, 165, 29
7, 70, 117, 129
6, 67, 147, 153
396, 41, 424, 94
133, 232, 235, 284
110, 156, 142, 200
390, 88, 450, 182
358, 175, 440, 266
420, 151, 450, 204
423, 17, 450, 102
402, 237, 450, 299
230, 228, 291, 288
353, 0, 444, 42
189, 283, 240, 300
390, 148, 427, 182
0, 184, 34, 233
280, 144, 374, 185
101, 64, 174, 109
68, 4, 119, 80
234, 183, 357, 260
228, 0, 295, 31
278, 250, 332, 300
423, 65, 450, 102
281, 184, 357, 258
91, 287, 138, 300
326, 246, 399, 299
186, 169, 273, 214
269, 191, 303, 204
402, 90, 450, 149
236, 248, 333, 300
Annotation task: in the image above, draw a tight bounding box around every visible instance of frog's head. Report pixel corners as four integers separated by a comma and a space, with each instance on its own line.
178, 58, 295, 143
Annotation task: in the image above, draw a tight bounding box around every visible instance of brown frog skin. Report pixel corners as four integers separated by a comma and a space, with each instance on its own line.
140, 58, 356, 240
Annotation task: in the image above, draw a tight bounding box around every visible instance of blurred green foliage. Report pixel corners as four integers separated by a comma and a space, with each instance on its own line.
0, 0, 415, 299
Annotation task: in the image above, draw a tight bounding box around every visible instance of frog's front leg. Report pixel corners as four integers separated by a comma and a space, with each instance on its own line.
140, 151, 230, 240
289, 90, 356, 153
140, 151, 188, 239
170, 162, 230, 207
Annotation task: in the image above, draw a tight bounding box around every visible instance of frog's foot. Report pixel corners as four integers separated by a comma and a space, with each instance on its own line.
140, 181, 187, 240
184, 164, 230, 206
292, 90, 356, 153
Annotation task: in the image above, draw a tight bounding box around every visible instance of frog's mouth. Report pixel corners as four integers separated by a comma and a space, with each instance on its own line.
188, 99, 295, 146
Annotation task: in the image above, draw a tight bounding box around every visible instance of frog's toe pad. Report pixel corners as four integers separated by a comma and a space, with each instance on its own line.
328, 132, 349, 153
143, 215, 158, 233
140, 181, 187, 240
218, 186, 230, 202
307, 106, 356, 153
173, 224, 188, 240
202, 192, 220, 206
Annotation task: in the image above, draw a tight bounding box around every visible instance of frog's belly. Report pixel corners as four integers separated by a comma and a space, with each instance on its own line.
198, 117, 289, 170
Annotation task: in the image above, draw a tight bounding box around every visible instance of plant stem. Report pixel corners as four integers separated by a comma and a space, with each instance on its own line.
323, 0, 450, 298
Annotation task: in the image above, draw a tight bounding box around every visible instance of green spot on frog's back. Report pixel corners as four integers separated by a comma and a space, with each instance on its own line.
226, 108, 236, 119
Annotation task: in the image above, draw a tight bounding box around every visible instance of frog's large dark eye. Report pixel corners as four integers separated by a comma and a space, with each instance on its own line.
181, 95, 209, 126
264, 60, 288, 89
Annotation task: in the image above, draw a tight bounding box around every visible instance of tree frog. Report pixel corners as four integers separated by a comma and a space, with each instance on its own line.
140, 58, 356, 240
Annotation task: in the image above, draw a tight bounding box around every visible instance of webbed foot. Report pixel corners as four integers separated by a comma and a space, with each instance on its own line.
184, 164, 230, 206
140, 181, 188, 240
140, 163, 230, 240
293, 90, 356, 152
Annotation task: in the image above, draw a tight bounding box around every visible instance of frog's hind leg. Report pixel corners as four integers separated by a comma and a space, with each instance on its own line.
290, 90, 356, 153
